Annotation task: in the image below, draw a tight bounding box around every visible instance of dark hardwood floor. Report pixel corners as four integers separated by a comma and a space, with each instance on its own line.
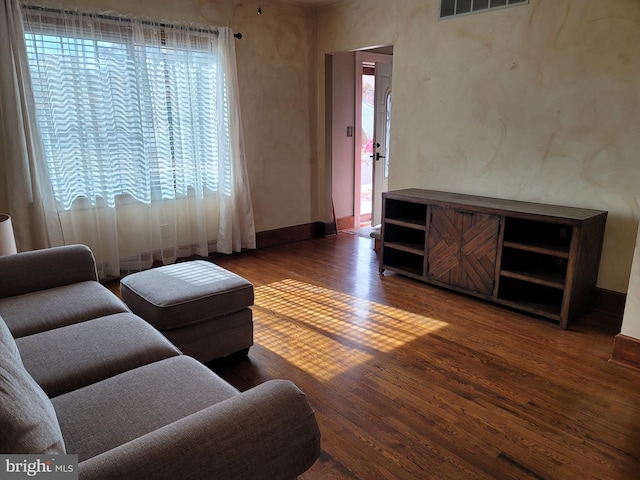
122, 233, 640, 479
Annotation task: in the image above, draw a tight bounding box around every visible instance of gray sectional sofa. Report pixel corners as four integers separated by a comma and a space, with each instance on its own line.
0, 245, 320, 479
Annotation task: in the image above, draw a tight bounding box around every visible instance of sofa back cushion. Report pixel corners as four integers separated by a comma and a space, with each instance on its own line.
0, 315, 21, 365
0, 339, 66, 454
0, 244, 98, 299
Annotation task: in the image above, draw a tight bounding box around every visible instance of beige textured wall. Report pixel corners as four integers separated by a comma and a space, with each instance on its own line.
1, 0, 317, 233
318, 0, 640, 294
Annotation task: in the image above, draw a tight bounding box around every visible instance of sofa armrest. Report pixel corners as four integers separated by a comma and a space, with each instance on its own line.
78, 379, 321, 480
0, 245, 98, 298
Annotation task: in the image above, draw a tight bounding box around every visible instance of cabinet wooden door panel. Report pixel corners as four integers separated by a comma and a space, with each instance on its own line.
427, 206, 462, 286
460, 212, 500, 294
428, 206, 499, 295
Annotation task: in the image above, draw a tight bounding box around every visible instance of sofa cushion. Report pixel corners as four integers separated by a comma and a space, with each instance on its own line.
78, 380, 321, 480
0, 342, 66, 454
0, 244, 98, 298
0, 281, 129, 338
0, 315, 21, 365
16, 313, 182, 397
52, 356, 238, 462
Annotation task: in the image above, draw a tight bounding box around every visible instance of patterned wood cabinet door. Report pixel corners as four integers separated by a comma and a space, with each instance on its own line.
427, 206, 500, 295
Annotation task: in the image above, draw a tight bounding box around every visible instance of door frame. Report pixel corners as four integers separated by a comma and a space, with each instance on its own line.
372, 59, 392, 227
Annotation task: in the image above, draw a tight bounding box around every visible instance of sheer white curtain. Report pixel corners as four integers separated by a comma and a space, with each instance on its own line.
19, 4, 255, 278
0, 0, 63, 251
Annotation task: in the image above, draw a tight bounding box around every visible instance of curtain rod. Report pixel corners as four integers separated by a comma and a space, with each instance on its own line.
21, 4, 242, 39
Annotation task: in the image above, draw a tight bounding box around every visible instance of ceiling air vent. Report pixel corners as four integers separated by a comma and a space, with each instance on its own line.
440, 0, 528, 20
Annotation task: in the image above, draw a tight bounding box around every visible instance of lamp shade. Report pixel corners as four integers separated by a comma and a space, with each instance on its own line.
0, 214, 17, 256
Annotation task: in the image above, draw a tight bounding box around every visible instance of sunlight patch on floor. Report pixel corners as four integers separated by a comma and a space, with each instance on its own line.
253, 279, 448, 382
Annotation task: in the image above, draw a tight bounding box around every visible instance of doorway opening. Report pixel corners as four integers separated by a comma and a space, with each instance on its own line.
354, 51, 392, 230
327, 47, 392, 236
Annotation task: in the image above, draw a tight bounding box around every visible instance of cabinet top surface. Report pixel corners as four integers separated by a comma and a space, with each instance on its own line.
384, 189, 607, 221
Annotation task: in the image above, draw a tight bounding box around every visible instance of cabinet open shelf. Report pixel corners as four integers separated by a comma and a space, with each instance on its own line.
385, 242, 425, 256
381, 248, 424, 277
500, 247, 568, 290
497, 276, 564, 319
385, 218, 428, 230
384, 199, 427, 226
379, 189, 607, 329
500, 270, 565, 290
497, 297, 562, 320
503, 218, 572, 250
384, 223, 425, 247
502, 241, 570, 258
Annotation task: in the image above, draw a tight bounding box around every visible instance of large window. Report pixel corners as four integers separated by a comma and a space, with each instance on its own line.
22, 7, 230, 210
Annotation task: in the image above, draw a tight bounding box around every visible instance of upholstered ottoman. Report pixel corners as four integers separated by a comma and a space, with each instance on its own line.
120, 260, 254, 363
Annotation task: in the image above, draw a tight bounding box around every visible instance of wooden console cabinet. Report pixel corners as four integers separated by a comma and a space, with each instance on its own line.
379, 189, 608, 329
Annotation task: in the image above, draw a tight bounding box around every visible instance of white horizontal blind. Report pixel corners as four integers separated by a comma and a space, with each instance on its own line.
22, 7, 229, 209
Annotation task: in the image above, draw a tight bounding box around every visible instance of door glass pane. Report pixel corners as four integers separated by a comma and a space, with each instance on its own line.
384, 92, 391, 181
361, 73, 375, 222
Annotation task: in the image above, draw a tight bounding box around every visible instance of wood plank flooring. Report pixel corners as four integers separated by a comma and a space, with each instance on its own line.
128, 234, 640, 479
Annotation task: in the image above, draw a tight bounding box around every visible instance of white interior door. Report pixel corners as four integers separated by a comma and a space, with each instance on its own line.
372, 60, 392, 227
